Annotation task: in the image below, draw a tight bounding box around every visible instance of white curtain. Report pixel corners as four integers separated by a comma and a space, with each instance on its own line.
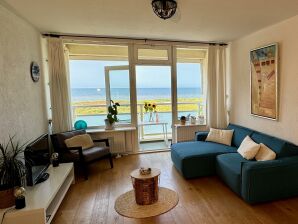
207, 45, 228, 128
48, 38, 72, 133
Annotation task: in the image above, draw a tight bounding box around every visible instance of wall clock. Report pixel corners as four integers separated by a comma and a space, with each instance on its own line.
31, 61, 40, 82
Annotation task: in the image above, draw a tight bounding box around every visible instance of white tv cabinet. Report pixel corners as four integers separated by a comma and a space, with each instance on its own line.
2, 163, 74, 224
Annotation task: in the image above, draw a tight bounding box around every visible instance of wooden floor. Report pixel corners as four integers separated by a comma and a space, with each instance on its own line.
53, 152, 298, 224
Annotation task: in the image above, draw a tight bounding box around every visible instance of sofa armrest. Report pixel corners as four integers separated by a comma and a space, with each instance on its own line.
241, 156, 298, 204
195, 131, 209, 141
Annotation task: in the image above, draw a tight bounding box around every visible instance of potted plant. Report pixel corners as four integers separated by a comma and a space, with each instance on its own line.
180, 116, 186, 125
0, 136, 27, 208
105, 100, 120, 130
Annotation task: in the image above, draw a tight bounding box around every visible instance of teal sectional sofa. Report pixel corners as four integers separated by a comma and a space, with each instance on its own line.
171, 124, 298, 204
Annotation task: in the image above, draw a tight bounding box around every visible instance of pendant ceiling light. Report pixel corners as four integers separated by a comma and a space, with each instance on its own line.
152, 0, 177, 20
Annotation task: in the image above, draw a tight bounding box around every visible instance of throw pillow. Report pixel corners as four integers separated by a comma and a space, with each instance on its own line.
64, 134, 94, 150
205, 128, 234, 146
237, 136, 260, 160
255, 143, 276, 161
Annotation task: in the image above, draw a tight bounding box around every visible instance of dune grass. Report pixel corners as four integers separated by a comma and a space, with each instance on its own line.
72, 98, 204, 116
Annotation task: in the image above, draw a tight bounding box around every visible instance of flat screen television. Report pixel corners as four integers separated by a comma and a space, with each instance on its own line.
25, 134, 50, 186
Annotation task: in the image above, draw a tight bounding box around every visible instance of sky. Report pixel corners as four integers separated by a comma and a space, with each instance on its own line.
69, 60, 202, 88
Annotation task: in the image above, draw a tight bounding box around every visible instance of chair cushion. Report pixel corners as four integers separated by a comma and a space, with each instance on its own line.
171, 141, 237, 179
82, 146, 110, 162
216, 153, 248, 195
227, 124, 254, 147
56, 130, 86, 149
64, 134, 94, 150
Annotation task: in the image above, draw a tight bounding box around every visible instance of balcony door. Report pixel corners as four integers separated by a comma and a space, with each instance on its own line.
135, 65, 172, 151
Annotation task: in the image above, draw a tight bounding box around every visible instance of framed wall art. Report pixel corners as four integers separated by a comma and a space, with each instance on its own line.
250, 43, 278, 120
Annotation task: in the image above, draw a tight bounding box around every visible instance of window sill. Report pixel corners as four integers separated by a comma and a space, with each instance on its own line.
86, 126, 136, 133
174, 123, 207, 127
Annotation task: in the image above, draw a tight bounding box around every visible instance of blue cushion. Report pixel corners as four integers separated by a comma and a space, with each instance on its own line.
216, 153, 248, 195
250, 132, 295, 157
227, 124, 254, 147
171, 141, 237, 179
195, 131, 209, 141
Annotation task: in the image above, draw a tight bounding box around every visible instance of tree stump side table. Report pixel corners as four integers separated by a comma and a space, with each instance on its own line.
130, 168, 161, 205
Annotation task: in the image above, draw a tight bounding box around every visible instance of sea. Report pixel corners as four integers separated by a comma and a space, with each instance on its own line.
71, 87, 203, 135
71, 87, 202, 102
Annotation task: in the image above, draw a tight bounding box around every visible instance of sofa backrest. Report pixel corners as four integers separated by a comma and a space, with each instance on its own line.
250, 132, 298, 158
227, 124, 254, 147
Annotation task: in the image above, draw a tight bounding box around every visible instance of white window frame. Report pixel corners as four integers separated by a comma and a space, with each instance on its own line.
66, 40, 209, 149
104, 65, 132, 126
174, 46, 208, 124
134, 44, 172, 65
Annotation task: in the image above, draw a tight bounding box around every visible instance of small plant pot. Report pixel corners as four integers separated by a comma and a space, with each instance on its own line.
15, 196, 26, 209
180, 120, 186, 125
0, 188, 15, 209
105, 119, 115, 130
180, 116, 187, 125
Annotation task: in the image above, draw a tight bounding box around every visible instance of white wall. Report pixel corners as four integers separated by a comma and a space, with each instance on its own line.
230, 15, 298, 144
0, 4, 47, 144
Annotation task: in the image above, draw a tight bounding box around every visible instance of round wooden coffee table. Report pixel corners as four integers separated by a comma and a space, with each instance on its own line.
130, 168, 161, 205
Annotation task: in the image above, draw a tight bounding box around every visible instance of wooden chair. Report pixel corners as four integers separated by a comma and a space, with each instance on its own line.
50, 130, 113, 179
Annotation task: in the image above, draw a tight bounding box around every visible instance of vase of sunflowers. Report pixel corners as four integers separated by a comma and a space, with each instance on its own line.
144, 102, 157, 122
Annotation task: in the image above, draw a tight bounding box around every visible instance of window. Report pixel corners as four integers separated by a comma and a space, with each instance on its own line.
105, 66, 131, 123
176, 48, 207, 123
67, 44, 129, 127
138, 48, 168, 61
136, 65, 172, 141
67, 43, 208, 130
134, 45, 172, 64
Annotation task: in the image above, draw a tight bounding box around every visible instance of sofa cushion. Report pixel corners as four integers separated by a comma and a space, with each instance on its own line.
206, 128, 234, 146
227, 124, 254, 148
171, 141, 237, 179
255, 143, 276, 161
195, 131, 209, 141
216, 153, 248, 195
237, 136, 260, 160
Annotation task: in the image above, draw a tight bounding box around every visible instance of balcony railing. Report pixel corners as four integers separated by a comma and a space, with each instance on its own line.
72, 102, 205, 140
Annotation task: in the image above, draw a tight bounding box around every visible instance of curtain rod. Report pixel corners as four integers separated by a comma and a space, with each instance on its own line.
42, 33, 228, 46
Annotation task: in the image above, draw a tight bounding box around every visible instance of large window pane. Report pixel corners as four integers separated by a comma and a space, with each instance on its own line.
176, 48, 206, 124
69, 59, 128, 127
136, 66, 172, 142
107, 69, 131, 123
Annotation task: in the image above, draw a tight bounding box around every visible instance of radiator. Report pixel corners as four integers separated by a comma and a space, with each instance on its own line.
89, 130, 135, 154
173, 124, 207, 143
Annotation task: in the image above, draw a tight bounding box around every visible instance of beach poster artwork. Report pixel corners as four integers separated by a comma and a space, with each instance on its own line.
250, 44, 278, 120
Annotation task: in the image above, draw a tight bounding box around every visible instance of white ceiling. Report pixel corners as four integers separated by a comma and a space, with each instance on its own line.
3, 0, 298, 42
